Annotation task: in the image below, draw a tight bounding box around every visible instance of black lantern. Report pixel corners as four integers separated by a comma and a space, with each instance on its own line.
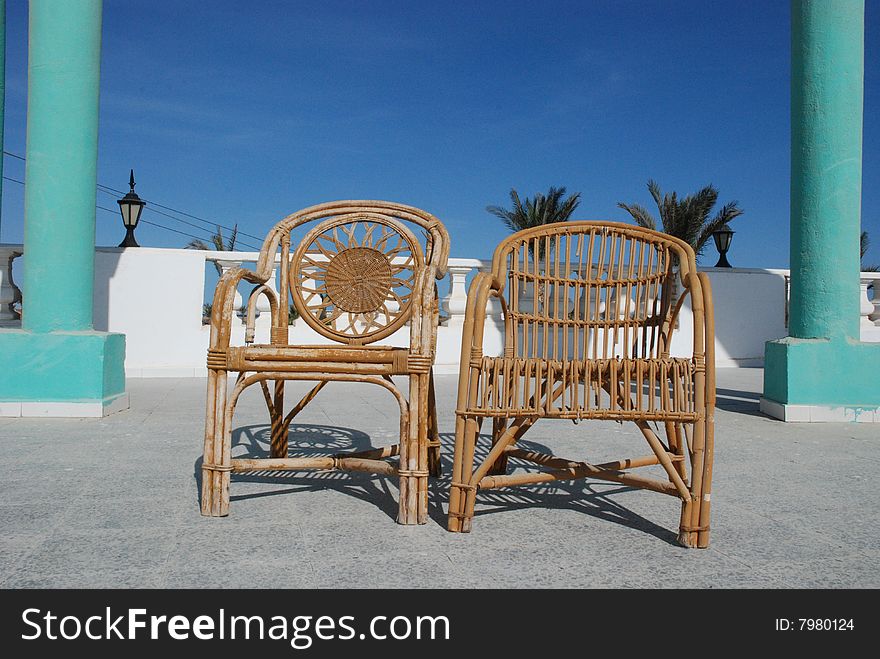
117, 170, 146, 247
712, 223, 734, 268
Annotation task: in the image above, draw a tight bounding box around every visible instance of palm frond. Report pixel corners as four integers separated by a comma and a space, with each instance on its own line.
211, 227, 225, 252
862, 231, 878, 272
622, 179, 743, 261
647, 180, 663, 209
678, 185, 718, 249
186, 239, 211, 250
487, 186, 581, 247
487, 186, 581, 261
186, 226, 237, 275
616, 202, 657, 230
696, 201, 744, 256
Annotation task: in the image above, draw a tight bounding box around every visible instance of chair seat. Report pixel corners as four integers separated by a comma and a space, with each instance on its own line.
462, 356, 700, 421
209, 343, 432, 376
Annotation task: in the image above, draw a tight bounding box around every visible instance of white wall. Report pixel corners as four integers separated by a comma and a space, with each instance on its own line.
670, 268, 789, 367
88, 248, 509, 376
94, 247, 209, 376
2, 245, 874, 376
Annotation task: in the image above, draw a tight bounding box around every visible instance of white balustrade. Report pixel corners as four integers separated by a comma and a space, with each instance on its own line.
859, 275, 880, 342
860, 281, 874, 327
860, 274, 880, 333
214, 259, 245, 319
0, 246, 22, 326
441, 262, 479, 326
1, 245, 877, 376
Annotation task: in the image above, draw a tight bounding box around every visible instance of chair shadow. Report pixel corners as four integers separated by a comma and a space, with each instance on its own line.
194, 423, 401, 522
426, 432, 679, 545
715, 386, 766, 417
194, 424, 680, 545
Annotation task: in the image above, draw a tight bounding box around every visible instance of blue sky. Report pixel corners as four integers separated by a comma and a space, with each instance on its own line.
1, 0, 878, 267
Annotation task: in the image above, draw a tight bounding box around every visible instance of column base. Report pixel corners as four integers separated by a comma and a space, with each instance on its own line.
0, 329, 128, 417
0, 392, 129, 418
762, 337, 880, 422
759, 398, 878, 423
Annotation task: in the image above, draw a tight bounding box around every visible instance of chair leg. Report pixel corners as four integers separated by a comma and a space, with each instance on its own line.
417, 372, 430, 523
696, 413, 714, 549
677, 497, 696, 548
665, 421, 688, 482
270, 379, 286, 458
677, 415, 706, 549
448, 414, 480, 533
427, 370, 442, 478
487, 417, 509, 476
201, 369, 231, 517
397, 373, 428, 525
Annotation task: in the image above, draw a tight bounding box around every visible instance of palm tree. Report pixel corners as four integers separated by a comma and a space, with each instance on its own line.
487, 186, 581, 257
618, 180, 743, 260
188, 224, 300, 324
186, 225, 239, 275
187, 225, 238, 322
187, 226, 240, 300
862, 230, 879, 274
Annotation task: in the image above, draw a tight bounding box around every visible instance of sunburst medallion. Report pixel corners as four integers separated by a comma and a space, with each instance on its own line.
290, 217, 422, 341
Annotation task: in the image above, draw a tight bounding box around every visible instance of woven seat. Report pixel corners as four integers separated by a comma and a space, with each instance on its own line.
201, 200, 449, 525
448, 222, 716, 548
465, 356, 699, 420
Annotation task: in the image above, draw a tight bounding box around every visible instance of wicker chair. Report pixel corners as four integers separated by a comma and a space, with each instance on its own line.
447, 222, 715, 548
201, 200, 449, 525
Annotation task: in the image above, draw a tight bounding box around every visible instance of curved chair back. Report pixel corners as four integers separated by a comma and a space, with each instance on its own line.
258, 201, 449, 345
490, 222, 697, 360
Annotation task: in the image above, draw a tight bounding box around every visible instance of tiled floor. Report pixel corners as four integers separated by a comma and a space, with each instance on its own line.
1, 369, 877, 588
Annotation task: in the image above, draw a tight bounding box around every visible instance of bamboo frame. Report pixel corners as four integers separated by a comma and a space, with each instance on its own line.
201, 200, 449, 525
447, 222, 716, 548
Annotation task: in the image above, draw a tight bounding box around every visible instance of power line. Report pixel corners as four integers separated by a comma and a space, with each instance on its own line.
93, 203, 252, 247
94, 186, 262, 250
95, 181, 264, 243
96, 182, 264, 244
141, 219, 222, 243
6, 175, 256, 248
3, 149, 266, 243
3, 154, 264, 250
96, 204, 220, 243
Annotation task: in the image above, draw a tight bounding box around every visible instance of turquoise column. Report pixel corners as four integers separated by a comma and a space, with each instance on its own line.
763, 0, 880, 418
788, 0, 862, 341
0, 0, 5, 238
0, 0, 127, 416
23, 0, 102, 331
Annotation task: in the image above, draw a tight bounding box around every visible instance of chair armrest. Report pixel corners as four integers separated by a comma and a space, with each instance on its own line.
408, 268, 442, 356
661, 271, 714, 367
243, 284, 281, 344
425, 222, 450, 280
208, 266, 268, 349
696, 271, 715, 386
453, 272, 503, 410
460, 272, 504, 359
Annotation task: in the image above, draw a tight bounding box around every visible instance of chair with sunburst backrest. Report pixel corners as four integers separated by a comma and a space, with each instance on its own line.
447, 222, 715, 547
201, 200, 449, 524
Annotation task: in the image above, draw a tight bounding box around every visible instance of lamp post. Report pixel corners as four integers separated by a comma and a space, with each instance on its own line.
117, 169, 145, 248
712, 223, 734, 268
